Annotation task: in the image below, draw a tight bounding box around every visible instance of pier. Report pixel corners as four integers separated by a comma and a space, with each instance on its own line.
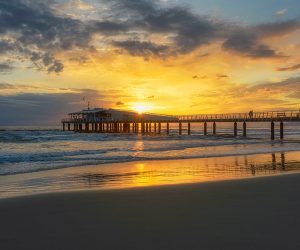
62, 109, 300, 140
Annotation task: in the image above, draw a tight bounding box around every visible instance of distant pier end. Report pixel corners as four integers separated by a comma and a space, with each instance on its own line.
62, 109, 300, 140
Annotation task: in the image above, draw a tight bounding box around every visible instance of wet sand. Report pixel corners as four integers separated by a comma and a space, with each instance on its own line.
1, 173, 300, 250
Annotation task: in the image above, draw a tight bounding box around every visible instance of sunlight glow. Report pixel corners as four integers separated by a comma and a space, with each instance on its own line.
134, 104, 148, 114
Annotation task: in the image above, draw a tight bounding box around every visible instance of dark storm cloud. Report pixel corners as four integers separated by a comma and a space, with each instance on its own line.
0, 0, 299, 71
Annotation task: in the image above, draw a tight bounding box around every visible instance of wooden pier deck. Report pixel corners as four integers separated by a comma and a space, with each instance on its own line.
62, 110, 300, 140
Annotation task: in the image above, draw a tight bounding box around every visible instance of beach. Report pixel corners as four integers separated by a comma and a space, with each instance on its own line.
1, 128, 300, 249
1, 173, 300, 250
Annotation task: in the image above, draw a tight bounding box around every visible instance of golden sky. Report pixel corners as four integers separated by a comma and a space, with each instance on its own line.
1, 0, 300, 124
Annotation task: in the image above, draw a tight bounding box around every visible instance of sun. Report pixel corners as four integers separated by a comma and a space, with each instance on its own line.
134, 104, 147, 114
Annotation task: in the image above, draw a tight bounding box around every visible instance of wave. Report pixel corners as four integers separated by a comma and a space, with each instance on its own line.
2, 127, 300, 176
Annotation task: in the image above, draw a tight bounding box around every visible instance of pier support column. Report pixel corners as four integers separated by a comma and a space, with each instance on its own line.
280, 121, 284, 140
179, 122, 182, 135
63, 123, 65, 131
188, 122, 191, 135
68, 123, 71, 131
271, 121, 275, 140
154, 123, 157, 133
204, 122, 207, 135
79, 124, 82, 132
234, 122, 237, 137
149, 123, 152, 132
243, 122, 247, 137
73, 123, 76, 131
85, 123, 89, 132
166, 123, 170, 135
213, 122, 216, 135
142, 123, 145, 134
158, 123, 161, 134
281, 153, 285, 170
272, 153, 276, 170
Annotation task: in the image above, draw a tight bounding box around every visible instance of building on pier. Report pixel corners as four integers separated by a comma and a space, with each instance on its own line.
65, 108, 176, 123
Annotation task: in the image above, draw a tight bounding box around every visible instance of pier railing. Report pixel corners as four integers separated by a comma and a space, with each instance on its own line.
176, 110, 300, 121
62, 110, 300, 124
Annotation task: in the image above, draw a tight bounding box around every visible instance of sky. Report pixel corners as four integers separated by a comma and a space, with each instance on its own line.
0, 0, 300, 125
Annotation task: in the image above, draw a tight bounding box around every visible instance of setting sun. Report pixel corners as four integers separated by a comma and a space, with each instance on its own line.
133, 104, 148, 114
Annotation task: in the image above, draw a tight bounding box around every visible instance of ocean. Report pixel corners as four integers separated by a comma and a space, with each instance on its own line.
1, 122, 300, 197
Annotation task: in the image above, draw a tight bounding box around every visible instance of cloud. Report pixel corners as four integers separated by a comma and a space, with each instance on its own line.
115, 101, 125, 106
277, 63, 300, 71
246, 77, 300, 101
0, 62, 14, 73
222, 31, 279, 58
217, 74, 228, 78
0, 82, 41, 90
0, 0, 91, 73
275, 8, 288, 16
0, 0, 298, 72
113, 40, 171, 58
256, 19, 300, 38
0, 88, 106, 125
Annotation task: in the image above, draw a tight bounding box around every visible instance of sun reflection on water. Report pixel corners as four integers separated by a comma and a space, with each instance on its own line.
1, 151, 300, 198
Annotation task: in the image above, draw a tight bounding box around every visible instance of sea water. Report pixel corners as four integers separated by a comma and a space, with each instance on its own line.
1, 122, 300, 175
1, 122, 300, 197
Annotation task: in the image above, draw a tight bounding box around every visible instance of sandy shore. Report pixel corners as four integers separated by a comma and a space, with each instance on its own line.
1, 173, 300, 250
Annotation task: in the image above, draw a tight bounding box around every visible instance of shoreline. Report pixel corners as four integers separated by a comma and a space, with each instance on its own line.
1, 151, 300, 199
1, 173, 300, 250
1, 170, 300, 201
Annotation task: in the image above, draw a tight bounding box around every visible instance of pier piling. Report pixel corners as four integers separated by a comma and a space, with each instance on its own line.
188, 122, 191, 135
243, 122, 247, 137
179, 122, 182, 135
234, 122, 237, 137
213, 122, 216, 135
280, 121, 284, 139
271, 121, 275, 140
166, 123, 170, 135
204, 122, 207, 135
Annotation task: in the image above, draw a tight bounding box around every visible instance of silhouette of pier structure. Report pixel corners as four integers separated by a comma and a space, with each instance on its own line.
62, 109, 300, 140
